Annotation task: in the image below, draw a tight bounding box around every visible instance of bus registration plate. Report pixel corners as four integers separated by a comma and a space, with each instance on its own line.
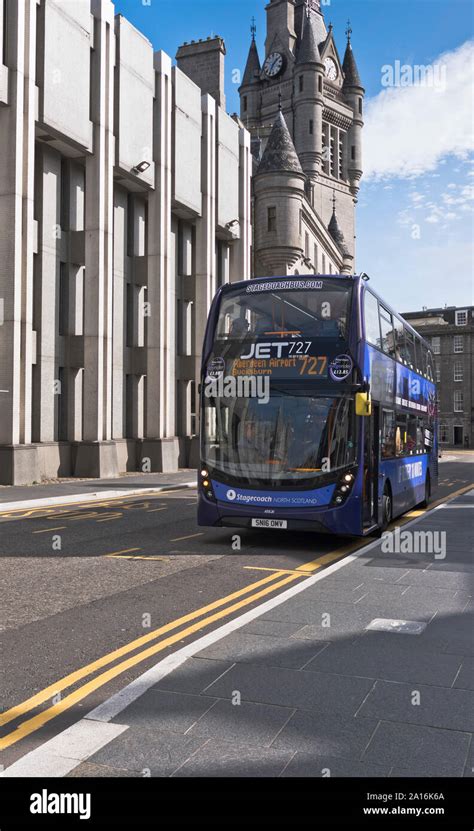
251, 518, 287, 529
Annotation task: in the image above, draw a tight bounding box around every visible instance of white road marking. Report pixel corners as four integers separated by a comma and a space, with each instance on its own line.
0, 497, 463, 778
0, 720, 128, 778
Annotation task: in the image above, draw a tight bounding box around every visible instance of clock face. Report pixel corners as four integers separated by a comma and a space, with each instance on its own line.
324, 57, 337, 81
264, 52, 284, 78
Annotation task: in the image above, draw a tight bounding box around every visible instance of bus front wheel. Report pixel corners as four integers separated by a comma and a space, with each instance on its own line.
420, 473, 431, 508
380, 485, 392, 532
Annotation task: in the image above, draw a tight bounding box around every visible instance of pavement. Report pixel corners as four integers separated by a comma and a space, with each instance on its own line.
3, 484, 472, 778
0, 470, 196, 510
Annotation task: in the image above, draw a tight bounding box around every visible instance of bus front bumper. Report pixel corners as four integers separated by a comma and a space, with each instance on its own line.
197, 493, 363, 537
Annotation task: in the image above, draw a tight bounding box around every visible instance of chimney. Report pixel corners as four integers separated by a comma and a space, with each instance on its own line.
176, 36, 226, 109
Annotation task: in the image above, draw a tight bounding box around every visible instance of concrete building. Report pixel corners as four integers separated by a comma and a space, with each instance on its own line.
403, 306, 474, 449
240, 0, 364, 277
0, 0, 251, 484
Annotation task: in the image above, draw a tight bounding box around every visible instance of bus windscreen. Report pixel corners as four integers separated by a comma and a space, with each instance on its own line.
215, 279, 352, 342
203, 391, 356, 486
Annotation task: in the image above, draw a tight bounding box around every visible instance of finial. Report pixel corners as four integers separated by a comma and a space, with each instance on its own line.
278, 90, 282, 111
250, 16, 256, 41
332, 189, 336, 212
346, 19, 352, 42
328, 22, 333, 34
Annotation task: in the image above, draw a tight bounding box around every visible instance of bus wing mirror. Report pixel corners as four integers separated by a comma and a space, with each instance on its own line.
356, 392, 372, 417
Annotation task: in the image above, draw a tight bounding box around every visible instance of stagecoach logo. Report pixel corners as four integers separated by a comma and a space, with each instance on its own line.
329, 354, 353, 382
246, 279, 323, 293
225, 488, 273, 504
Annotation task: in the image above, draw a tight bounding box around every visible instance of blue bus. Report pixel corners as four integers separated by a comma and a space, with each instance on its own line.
198, 274, 437, 536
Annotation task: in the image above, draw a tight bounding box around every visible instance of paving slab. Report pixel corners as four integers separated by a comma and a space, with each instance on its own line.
356, 680, 474, 732
281, 753, 390, 777
171, 739, 294, 777
362, 721, 470, 777
302, 637, 462, 687
203, 662, 375, 716
185, 699, 294, 747
114, 689, 218, 734
88, 724, 207, 777
272, 711, 378, 760
195, 631, 328, 669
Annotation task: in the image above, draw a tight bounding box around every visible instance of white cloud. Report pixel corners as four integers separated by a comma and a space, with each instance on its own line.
364, 41, 474, 180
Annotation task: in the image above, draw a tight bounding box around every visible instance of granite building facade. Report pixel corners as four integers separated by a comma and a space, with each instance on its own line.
404, 306, 474, 449
0, 0, 251, 484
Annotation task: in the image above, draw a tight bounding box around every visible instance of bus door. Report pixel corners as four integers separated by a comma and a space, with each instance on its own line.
363, 403, 380, 529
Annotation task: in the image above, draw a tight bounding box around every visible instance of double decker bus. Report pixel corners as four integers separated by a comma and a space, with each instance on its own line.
198, 274, 437, 536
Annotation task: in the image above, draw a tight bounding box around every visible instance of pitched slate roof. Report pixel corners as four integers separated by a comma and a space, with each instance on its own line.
328, 207, 350, 256
296, 12, 321, 65
242, 39, 261, 86
342, 41, 362, 88
257, 111, 304, 175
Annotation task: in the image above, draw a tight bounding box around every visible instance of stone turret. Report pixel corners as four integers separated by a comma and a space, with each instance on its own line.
342, 29, 364, 198
328, 195, 353, 274
239, 34, 262, 128
293, 10, 325, 185
253, 111, 306, 276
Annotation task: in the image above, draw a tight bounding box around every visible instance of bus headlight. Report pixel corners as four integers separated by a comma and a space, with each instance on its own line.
200, 466, 215, 500
331, 469, 356, 507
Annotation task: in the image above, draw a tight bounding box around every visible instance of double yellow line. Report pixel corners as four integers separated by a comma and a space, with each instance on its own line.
0, 553, 336, 751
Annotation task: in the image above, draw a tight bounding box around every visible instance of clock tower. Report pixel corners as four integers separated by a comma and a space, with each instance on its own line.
240, 0, 364, 278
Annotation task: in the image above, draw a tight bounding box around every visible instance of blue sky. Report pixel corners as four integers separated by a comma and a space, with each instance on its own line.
115, 0, 474, 311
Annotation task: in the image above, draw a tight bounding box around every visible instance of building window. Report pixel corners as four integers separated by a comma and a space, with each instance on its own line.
267, 206, 276, 232
454, 335, 464, 353
243, 96, 248, 112
299, 75, 304, 93
318, 75, 322, 93
358, 98, 362, 115
313, 243, 318, 273
322, 253, 326, 273
305, 232, 309, 258
322, 123, 330, 175
454, 362, 463, 382
338, 132, 344, 179
329, 127, 336, 177
440, 424, 449, 444
431, 336, 440, 354
435, 366, 441, 383
454, 391, 463, 412
328, 262, 332, 274
309, 119, 313, 135
455, 309, 467, 326
351, 145, 355, 161
299, 209, 303, 237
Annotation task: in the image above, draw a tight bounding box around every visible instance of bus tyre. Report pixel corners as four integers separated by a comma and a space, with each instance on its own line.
380, 486, 392, 533
420, 473, 431, 508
